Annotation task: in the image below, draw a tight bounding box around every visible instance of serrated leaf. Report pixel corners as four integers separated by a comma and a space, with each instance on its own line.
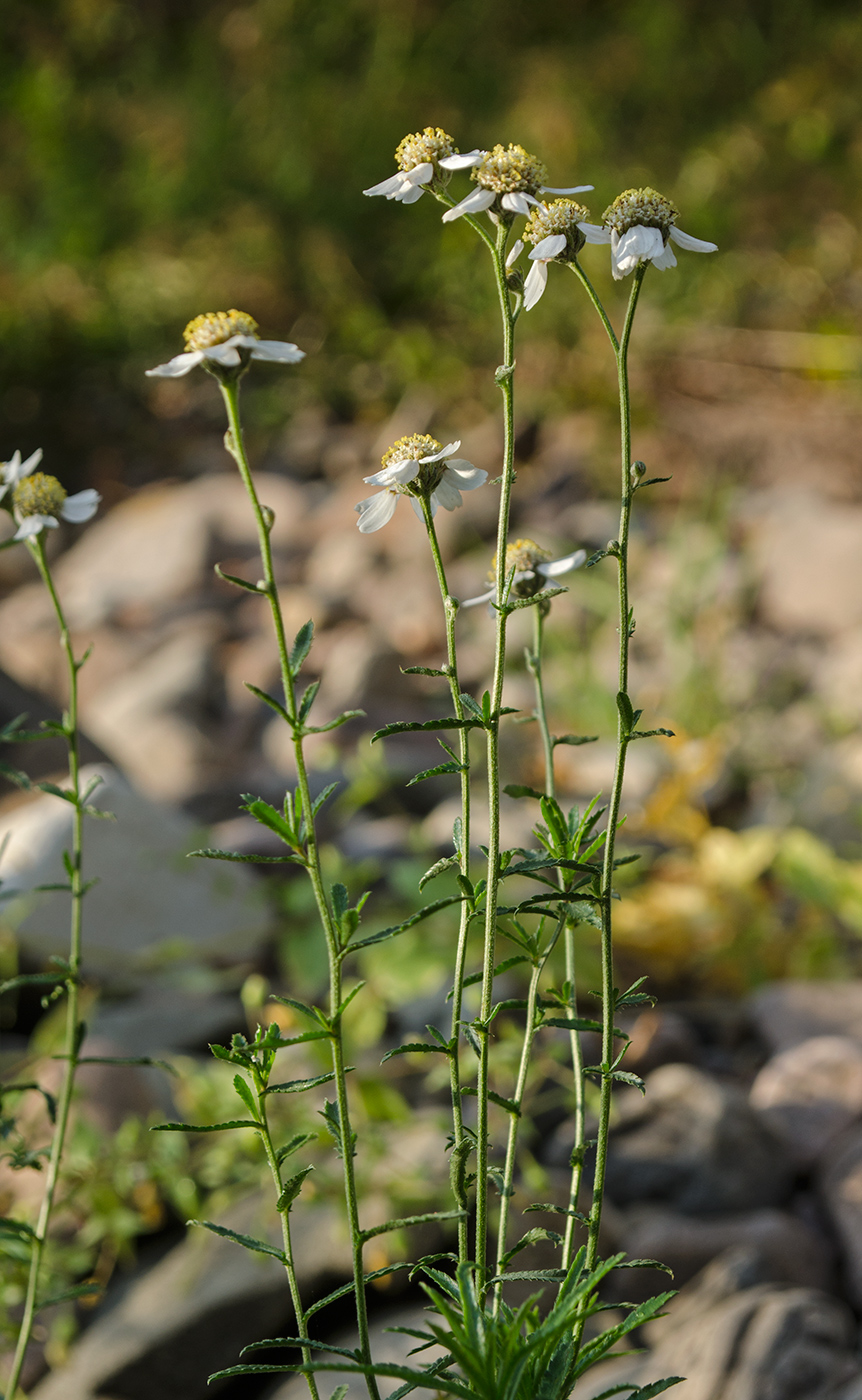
289, 620, 314, 676
503, 784, 546, 800
265, 1071, 337, 1095
616, 692, 635, 732
0, 973, 67, 996
401, 665, 448, 677
242, 797, 297, 846
371, 717, 482, 743
312, 781, 339, 815
306, 709, 364, 734
500, 587, 565, 612
361, 1209, 465, 1242
151, 1119, 260, 1133
274, 1132, 317, 1166
233, 1075, 258, 1118
460, 1086, 519, 1115
269, 994, 327, 1026
298, 679, 320, 725
348, 896, 462, 952
418, 854, 460, 891
214, 562, 263, 593
552, 733, 599, 747
611, 1070, 646, 1093
381, 1042, 449, 1064
277, 1165, 314, 1211
407, 760, 465, 788
188, 1219, 286, 1261
189, 846, 295, 864
629, 727, 675, 741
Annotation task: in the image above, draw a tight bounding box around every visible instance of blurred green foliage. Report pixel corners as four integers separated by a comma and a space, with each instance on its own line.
2, 0, 862, 476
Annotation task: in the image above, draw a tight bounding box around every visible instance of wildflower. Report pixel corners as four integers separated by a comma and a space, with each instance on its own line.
363, 127, 483, 205
10, 470, 100, 540
462, 539, 586, 607
355, 435, 486, 534
581, 188, 717, 281
521, 199, 606, 310
442, 143, 592, 223
0, 448, 44, 504
146, 310, 304, 378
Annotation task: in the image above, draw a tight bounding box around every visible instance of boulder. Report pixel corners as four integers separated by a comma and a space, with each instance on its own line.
750, 1035, 862, 1167
604, 1063, 793, 1214
0, 764, 269, 982
751, 981, 862, 1055
819, 1123, 862, 1308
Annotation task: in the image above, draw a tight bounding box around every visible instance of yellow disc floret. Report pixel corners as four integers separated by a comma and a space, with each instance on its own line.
13, 473, 67, 519
183, 310, 259, 351
473, 144, 548, 195
524, 199, 591, 258
602, 188, 679, 239
491, 538, 553, 580
395, 128, 456, 172
380, 434, 442, 471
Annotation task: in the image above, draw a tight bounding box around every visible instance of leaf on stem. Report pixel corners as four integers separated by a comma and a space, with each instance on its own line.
289, 620, 314, 676
151, 1119, 261, 1133
276, 1165, 314, 1212
381, 1041, 450, 1064
348, 895, 463, 953
371, 717, 483, 743
360, 1209, 466, 1242
187, 1219, 286, 1261
265, 1071, 339, 1095
418, 853, 460, 891
275, 1131, 317, 1166
245, 683, 290, 725
407, 760, 466, 788
189, 847, 296, 864
552, 734, 599, 747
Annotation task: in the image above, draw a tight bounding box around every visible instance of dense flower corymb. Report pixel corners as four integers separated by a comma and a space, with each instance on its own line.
521, 199, 606, 310
146, 310, 304, 378
442, 143, 593, 223
355, 435, 486, 533
583, 187, 718, 280
462, 538, 587, 606
8, 467, 100, 540
363, 127, 483, 205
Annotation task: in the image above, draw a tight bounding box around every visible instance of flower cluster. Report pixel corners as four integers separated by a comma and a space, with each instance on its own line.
462, 538, 587, 607
0, 449, 100, 540
363, 127, 483, 205
355, 435, 486, 533
522, 199, 600, 309
147, 310, 304, 378
600, 187, 717, 280
443, 143, 592, 223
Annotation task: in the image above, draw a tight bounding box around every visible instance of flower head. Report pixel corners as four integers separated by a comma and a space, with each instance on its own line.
0, 448, 43, 504
355, 435, 486, 533
584, 186, 718, 281
146, 309, 304, 378
443, 142, 593, 223
462, 539, 586, 607
522, 199, 594, 309
363, 127, 483, 205
10, 469, 100, 540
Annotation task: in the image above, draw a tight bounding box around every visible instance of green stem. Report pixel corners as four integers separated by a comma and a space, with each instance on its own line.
476, 217, 517, 1289
5, 536, 85, 1400
529, 607, 586, 1270
420, 501, 472, 1266
218, 378, 379, 1400
586, 266, 645, 1274
251, 1068, 321, 1400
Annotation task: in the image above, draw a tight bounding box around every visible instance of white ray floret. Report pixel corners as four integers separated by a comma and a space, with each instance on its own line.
355, 436, 487, 534
462, 545, 587, 607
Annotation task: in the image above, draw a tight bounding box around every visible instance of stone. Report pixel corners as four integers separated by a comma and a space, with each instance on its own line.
819, 1122, 862, 1309
751, 981, 862, 1055
604, 1063, 793, 1214
750, 1035, 862, 1167
0, 764, 269, 982
29, 1192, 353, 1400
623, 1009, 699, 1075
575, 1246, 862, 1400
268, 1302, 450, 1400
747, 487, 862, 636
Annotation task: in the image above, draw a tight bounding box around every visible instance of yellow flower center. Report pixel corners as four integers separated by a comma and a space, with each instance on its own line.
602, 187, 679, 238
183, 310, 259, 351
524, 199, 591, 257
395, 128, 456, 172
473, 144, 548, 195
13, 472, 66, 519
380, 434, 442, 472
491, 538, 552, 580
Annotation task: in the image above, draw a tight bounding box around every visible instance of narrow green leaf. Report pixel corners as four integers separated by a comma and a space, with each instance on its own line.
407, 760, 465, 788
233, 1075, 258, 1118
402, 665, 448, 677
188, 1219, 286, 1261
611, 1070, 646, 1093
460, 1087, 519, 1115
151, 1119, 260, 1133
0, 973, 68, 996
276, 1165, 314, 1212
306, 709, 364, 734
503, 784, 546, 800
298, 679, 321, 724
189, 846, 295, 864
371, 717, 482, 743
348, 895, 463, 952
265, 1071, 338, 1095
289, 620, 314, 676
552, 733, 599, 747
269, 994, 327, 1025
361, 1209, 465, 1242
73, 1055, 178, 1077
214, 562, 264, 592
305, 1263, 413, 1320
381, 1042, 450, 1064
629, 727, 675, 741
312, 781, 340, 815
0, 1217, 35, 1239
245, 683, 290, 724
39, 1280, 103, 1308
616, 692, 635, 732
418, 853, 459, 891
275, 1132, 317, 1166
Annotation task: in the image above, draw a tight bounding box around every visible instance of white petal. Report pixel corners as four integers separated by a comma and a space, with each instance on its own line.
61, 489, 101, 523
505, 239, 524, 268
203, 343, 242, 366
432, 476, 463, 511
443, 463, 486, 490
537, 549, 587, 578
355, 491, 398, 533
363, 173, 410, 197
650, 242, 678, 271
441, 188, 496, 222
417, 441, 460, 464
612, 226, 664, 279
250, 339, 306, 363
438, 150, 486, 170
669, 226, 718, 253
145, 350, 205, 378
363, 459, 419, 487
460, 587, 495, 608
523, 260, 549, 311
579, 222, 612, 244
529, 233, 566, 260
501, 192, 532, 215
14, 514, 58, 540
396, 183, 425, 204
403, 161, 433, 186
540, 184, 594, 194
15, 448, 43, 481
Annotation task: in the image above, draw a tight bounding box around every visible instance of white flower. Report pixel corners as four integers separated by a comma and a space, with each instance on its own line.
10, 470, 100, 540
146, 310, 304, 378
0, 448, 43, 503
462, 541, 586, 607
521, 200, 604, 310
598, 188, 717, 281
442, 143, 592, 223
355, 435, 486, 534
363, 127, 484, 205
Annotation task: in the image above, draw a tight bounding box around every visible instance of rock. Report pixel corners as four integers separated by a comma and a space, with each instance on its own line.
748, 488, 862, 636
819, 1123, 862, 1308
0, 764, 269, 982
623, 1009, 699, 1075
752, 981, 862, 1055
604, 1063, 793, 1214
750, 1036, 862, 1167
89, 987, 243, 1058
613, 1203, 833, 1298
268, 1302, 450, 1400
575, 1246, 862, 1400
29, 1193, 353, 1400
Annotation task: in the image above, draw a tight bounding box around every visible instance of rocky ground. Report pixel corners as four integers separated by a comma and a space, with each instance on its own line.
5, 329, 862, 1394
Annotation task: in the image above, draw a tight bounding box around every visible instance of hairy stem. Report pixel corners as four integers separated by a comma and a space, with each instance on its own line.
219, 378, 379, 1400
5, 536, 85, 1400
420, 502, 472, 1265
